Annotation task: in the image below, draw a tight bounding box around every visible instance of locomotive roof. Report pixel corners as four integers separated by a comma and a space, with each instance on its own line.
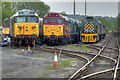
97, 20, 102, 24
43, 13, 63, 18
39, 18, 43, 21
75, 19, 81, 25
43, 13, 69, 21
10, 9, 38, 19
3, 18, 10, 21
71, 18, 76, 22
62, 16, 69, 21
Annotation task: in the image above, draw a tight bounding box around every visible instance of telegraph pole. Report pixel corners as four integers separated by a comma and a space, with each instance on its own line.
74, 0, 75, 15
85, 0, 87, 19
73, 0, 75, 19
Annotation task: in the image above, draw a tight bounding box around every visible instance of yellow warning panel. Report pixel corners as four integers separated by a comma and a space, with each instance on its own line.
2, 27, 9, 34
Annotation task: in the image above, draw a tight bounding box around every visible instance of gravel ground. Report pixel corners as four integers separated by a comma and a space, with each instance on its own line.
1, 33, 119, 79
82, 33, 119, 78
2, 46, 85, 78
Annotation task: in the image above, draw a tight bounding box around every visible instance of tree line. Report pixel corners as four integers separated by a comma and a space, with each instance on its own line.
2, 2, 50, 21
2, 2, 119, 32
99, 14, 120, 32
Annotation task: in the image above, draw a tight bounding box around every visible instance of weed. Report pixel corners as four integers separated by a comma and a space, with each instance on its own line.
72, 49, 77, 50
43, 66, 59, 70
61, 70, 68, 72
66, 44, 90, 49
14, 52, 44, 58
14, 52, 25, 55
66, 45, 72, 48
60, 60, 72, 67
34, 76, 47, 78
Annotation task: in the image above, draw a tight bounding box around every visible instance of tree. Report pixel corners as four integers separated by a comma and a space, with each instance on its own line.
2, 2, 15, 21
2, 1, 50, 21
11, 2, 50, 17
99, 18, 115, 31
60, 11, 66, 16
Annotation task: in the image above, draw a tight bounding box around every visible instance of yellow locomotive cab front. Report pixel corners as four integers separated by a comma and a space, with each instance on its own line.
43, 25, 63, 36
81, 33, 97, 42
2, 27, 9, 35
14, 23, 39, 37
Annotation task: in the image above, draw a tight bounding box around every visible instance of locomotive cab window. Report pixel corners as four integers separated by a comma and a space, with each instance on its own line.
15, 17, 26, 23
27, 16, 38, 23
57, 18, 62, 24
44, 18, 49, 24
44, 18, 57, 24
50, 18, 56, 21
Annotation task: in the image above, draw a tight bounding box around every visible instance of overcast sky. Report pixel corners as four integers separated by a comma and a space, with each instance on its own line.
41, 0, 119, 17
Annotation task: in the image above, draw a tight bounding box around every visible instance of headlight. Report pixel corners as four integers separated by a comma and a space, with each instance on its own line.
85, 29, 88, 32
33, 32, 35, 34
90, 29, 93, 31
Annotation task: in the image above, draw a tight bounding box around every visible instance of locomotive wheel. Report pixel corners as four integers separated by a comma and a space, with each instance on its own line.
19, 39, 22, 47
61, 37, 67, 45
10, 37, 14, 47
55, 40, 58, 46
46, 40, 50, 46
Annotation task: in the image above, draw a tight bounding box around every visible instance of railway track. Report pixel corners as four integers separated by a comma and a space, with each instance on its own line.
8, 33, 119, 79
113, 39, 120, 80
79, 39, 120, 80
87, 46, 119, 52
66, 34, 119, 80
35, 37, 118, 80
68, 37, 111, 79
40, 46, 116, 63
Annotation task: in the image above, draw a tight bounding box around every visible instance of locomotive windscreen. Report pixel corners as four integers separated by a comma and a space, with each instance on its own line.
86, 17, 93, 19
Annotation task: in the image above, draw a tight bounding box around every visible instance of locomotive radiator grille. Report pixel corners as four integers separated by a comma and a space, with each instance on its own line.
81, 33, 97, 42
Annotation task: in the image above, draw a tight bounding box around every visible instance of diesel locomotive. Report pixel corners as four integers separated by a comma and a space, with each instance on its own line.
80, 16, 106, 42
9, 9, 40, 46
43, 13, 81, 45
2, 18, 10, 36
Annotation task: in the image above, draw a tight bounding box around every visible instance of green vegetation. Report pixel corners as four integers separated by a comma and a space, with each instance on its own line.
66, 44, 73, 48
2, 2, 50, 21
99, 14, 120, 31
61, 70, 68, 72
60, 59, 72, 67
43, 66, 59, 70
2, 2, 15, 21
60, 11, 66, 16
43, 59, 75, 70
99, 18, 115, 31
66, 44, 89, 49
15, 52, 26, 55
25, 55, 44, 58
14, 52, 44, 58
72, 49, 77, 50
33, 76, 47, 78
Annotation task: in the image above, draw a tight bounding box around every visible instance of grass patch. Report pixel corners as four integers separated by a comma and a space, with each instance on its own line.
66, 44, 90, 49
43, 66, 59, 70
60, 60, 72, 67
68, 59, 76, 61
85, 48, 89, 50
14, 52, 25, 55
72, 49, 77, 50
14, 52, 44, 58
35, 56, 44, 58
24, 55, 44, 58
34, 76, 47, 78
66, 45, 72, 48
61, 70, 69, 72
